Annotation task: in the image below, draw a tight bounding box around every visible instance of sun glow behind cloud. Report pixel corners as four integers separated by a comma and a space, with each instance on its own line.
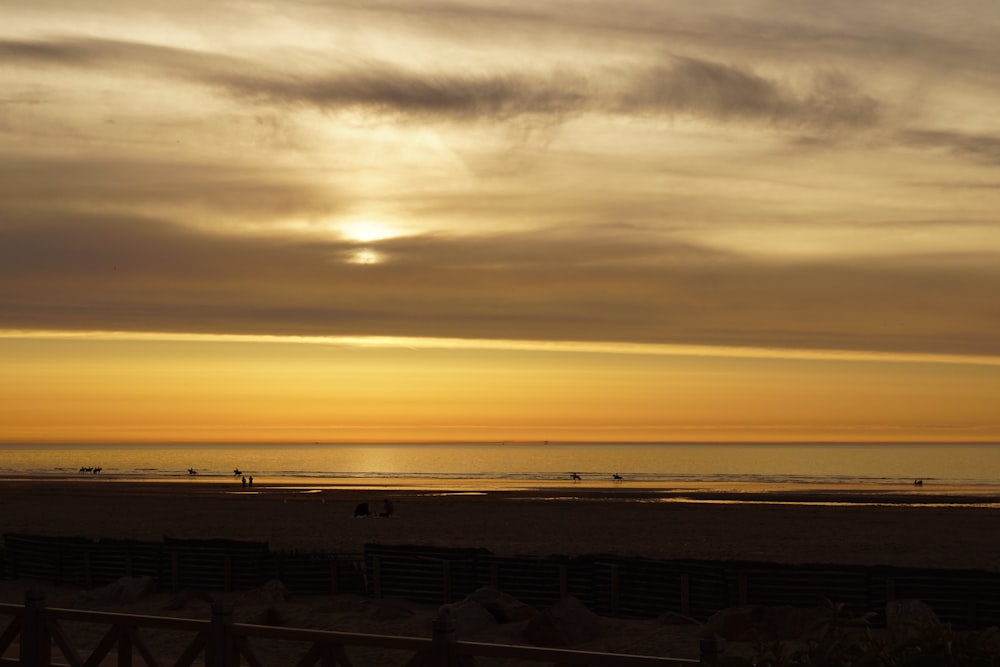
339, 219, 401, 243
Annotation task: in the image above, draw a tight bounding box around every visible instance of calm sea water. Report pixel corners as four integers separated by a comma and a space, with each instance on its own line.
1, 442, 998, 492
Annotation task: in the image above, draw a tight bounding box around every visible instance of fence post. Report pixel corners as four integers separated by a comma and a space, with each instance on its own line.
329, 558, 339, 595
430, 607, 456, 667
699, 635, 720, 666
610, 565, 620, 617
208, 602, 234, 667
118, 623, 133, 667
22, 589, 50, 666
442, 561, 453, 603
372, 556, 382, 598
171, 550, 180, 593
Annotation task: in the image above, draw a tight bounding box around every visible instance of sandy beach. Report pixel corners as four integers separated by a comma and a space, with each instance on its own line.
2, 478, 1000, 571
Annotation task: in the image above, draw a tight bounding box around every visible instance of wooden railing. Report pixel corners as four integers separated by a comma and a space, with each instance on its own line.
0, 591, 708, 666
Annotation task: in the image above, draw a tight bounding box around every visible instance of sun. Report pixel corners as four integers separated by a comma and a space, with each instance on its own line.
339, 219, 399, 243
349, 249, 381, 265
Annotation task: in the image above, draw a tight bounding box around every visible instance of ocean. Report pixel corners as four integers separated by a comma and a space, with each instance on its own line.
1, 442, 998, 494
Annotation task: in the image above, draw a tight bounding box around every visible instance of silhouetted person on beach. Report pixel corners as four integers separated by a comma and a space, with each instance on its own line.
248, 476, 253, 487
380, 498, 395, 517
241, 476, 246, 488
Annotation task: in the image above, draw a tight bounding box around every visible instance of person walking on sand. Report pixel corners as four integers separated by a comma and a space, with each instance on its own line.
241, 475, 247, 488
248, 476, 253, 488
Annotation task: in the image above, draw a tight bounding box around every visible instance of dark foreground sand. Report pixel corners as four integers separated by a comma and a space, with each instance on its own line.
2, 479, 1000, 570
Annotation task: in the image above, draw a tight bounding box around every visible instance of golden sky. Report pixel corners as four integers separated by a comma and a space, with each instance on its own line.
1, 2, 998, 443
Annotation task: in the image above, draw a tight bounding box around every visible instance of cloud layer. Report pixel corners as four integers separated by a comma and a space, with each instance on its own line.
2, 0, 999, 359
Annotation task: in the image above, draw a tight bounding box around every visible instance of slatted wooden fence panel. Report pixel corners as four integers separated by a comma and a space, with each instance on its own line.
875, 570, 1000, 629
2, 534, 365, 597
483, 556, 567, 608
364, 544, 493, 604
9, 535, 1000, 630
563, 556, 603, 611
2, 534, 92, 585
592, 559, 684, 619
273, 552, 367, 595
86, 542, 163, 585
674, 560, 729, 620
724, 562, 872, 615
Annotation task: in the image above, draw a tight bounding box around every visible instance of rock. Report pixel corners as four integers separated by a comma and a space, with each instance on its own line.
465, 587, 538, 623
522, 596, 607, 647
439, 599, 497, 637
367, 598, 415, 621
238, 579, 291, 606
886, 599, 941, 637
705, 605, 828, 642
89, 576, 157, 604
163, 587, 214, 611
658, 611, 700, 626
256, 605, 285, 626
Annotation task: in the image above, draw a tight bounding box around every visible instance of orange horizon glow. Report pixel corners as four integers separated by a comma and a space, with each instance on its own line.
2, 331, 998, 445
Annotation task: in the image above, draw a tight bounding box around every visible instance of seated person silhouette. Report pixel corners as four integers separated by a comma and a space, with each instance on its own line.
380, 498, 395, 517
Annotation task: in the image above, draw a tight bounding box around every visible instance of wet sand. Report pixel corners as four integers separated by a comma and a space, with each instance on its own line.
2, 479, 1000, 571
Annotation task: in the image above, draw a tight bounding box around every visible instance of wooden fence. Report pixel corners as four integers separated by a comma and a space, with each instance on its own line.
363, 544, 1000, 629
0, 591, 706, 666
2, 534, 365, 597
7, 534, 1000, 630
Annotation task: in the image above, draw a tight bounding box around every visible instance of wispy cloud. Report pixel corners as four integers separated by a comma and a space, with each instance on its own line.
1, 36, 879, 129
619, 59, 880, 128
0, 158, 344, 222
901, 129, 1000, 165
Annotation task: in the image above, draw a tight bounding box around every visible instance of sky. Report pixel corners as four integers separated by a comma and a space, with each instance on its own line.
1, 1, 999, 444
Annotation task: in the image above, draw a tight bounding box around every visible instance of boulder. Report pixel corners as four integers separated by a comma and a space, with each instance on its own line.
256, 605, 285, 626
163, 587, 214, 611
522, 596, 607, 647
238, 579, 291, 606
367, 598, 415, 621
658, 611, 700, 626
465, 587, 538, 623
90, 576, 157, 604
886, 599, 941, 637
705, 605, 828, 642
438, 599, 497, 637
